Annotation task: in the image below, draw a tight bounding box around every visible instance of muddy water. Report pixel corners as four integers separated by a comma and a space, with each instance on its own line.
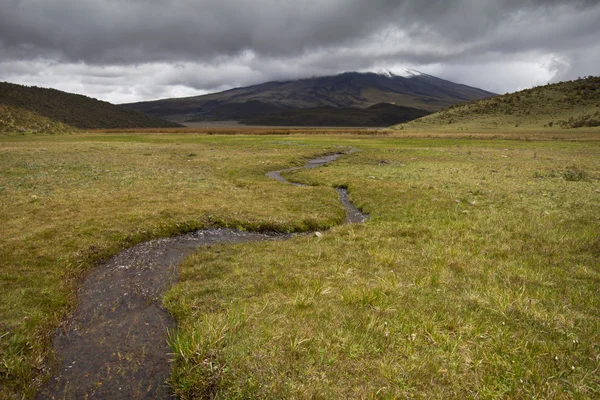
39, 151, 366, 399
267, 152, 367, 224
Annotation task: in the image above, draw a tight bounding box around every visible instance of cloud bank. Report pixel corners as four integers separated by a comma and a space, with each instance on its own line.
0, 0, 599, 103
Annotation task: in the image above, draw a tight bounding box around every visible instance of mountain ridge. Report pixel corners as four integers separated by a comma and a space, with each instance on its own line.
121, 71, 496, 125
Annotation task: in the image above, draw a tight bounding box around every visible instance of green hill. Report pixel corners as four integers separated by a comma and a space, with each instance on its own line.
0, 81, 182, 129
0, 104, 76, 134
392, 76, 600, 131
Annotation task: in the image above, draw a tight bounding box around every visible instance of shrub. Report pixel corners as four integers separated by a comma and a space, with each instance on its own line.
557, 111, 600, 128
563, 166, 591, 182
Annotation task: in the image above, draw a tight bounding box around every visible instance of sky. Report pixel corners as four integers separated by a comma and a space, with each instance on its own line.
0, 0, 599, 104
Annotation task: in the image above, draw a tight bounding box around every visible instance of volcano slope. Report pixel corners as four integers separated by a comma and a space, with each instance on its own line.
0, 132, 599, 399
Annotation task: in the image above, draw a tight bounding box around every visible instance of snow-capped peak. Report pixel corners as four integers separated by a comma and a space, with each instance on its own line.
377, 70, 396, 78
396, 68, 424, 78
377, 68, 425, 78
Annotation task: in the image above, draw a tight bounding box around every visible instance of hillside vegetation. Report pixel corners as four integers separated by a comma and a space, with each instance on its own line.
0, 104, 76, 134
0, 81, 182, 129
393, 76, 600, 131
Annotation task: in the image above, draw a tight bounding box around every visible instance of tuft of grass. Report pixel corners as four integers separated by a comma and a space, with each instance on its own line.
563, 165, 592, 182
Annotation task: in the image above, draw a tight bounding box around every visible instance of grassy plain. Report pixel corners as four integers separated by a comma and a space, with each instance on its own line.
1, 130, 599, 398
0, 132, 344, 397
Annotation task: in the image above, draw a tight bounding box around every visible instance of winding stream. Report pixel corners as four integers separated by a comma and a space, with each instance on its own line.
38, 150, 366, 399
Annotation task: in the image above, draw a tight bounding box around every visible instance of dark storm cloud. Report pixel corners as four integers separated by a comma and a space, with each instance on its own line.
1, 0, 597, 63
0, 0, 599, 102
0, 0, 400, 63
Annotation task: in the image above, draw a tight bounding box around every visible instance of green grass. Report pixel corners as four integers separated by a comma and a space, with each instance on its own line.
1, 132, 599, 398
393, 76, 600, 132
0, 132, 345, 398
165, 138, 600, 398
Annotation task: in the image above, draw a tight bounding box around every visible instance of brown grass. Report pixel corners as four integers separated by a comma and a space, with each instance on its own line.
89, 126, 600, 141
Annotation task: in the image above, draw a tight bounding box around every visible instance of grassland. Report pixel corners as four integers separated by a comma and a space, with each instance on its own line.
393, 76, 600, 132
1, 131, 599, 398
0, 132, 344, 397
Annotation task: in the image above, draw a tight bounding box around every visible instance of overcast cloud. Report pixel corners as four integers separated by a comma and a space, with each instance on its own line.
0, 0, 599, 103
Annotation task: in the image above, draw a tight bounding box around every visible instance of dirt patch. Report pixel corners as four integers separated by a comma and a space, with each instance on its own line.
38, 150, 366, 399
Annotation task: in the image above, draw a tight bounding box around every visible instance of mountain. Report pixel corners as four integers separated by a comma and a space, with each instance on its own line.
392, 76, 600, 131
0, 81, 182, 129
121, 70, 495, 125
243, 103, 430, 127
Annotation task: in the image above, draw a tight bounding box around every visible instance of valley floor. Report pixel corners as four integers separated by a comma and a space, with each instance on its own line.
1, 131, 599, 398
